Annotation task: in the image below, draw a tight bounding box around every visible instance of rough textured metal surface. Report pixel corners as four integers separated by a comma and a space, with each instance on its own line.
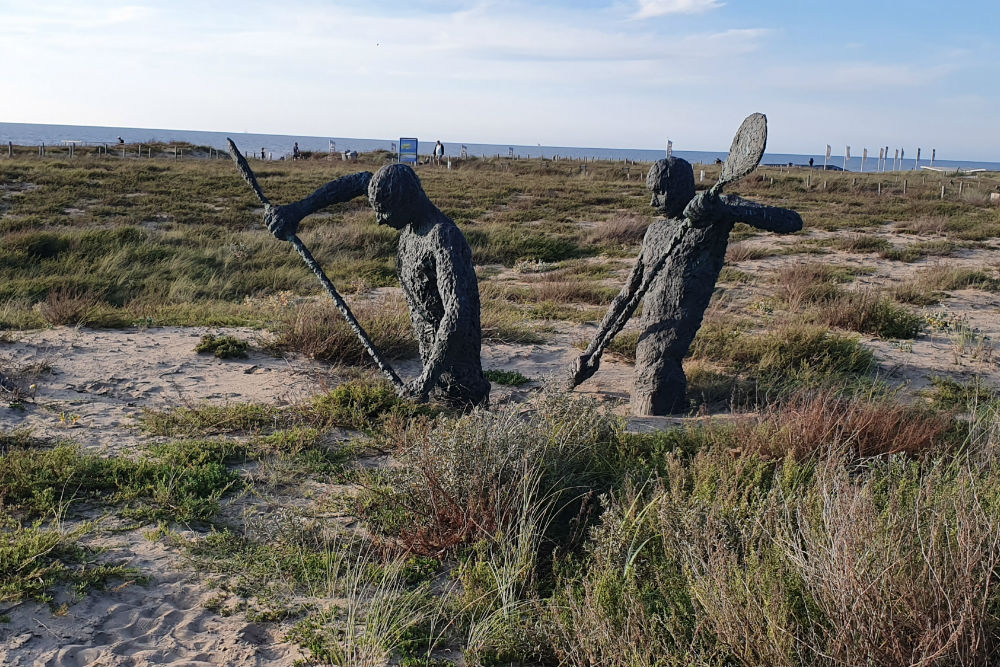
573, 153, 802, 416
713, 112, 767, 193
368, 164, 490, 408
265, 173, 372, 241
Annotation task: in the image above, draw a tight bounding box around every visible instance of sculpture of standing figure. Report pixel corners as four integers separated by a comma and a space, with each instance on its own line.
368, 164, 490, 408
570, 115, 802, 415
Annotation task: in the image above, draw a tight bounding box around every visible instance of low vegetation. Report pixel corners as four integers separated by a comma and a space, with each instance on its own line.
5, 152, 1000, 663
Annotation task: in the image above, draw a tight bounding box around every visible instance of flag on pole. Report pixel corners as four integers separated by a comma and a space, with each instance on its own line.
825, 145, 832, 160
845, 146, 851, 160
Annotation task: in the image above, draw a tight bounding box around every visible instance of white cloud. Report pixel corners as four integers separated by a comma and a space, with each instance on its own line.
634, 0, 723, 19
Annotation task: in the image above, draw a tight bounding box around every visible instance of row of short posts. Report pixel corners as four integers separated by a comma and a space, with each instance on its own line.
781, 168, 986, 201
7, 143, 208, 159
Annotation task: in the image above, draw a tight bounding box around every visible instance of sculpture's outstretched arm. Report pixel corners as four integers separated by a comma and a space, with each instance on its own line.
265, 172, 373, 241
718, 194, 802, 233
684, 191, 801, 234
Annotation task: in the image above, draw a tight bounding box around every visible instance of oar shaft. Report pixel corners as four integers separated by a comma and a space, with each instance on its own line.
289, 236, 405, 392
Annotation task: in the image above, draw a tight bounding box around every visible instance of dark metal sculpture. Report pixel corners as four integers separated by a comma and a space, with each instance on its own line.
570, 113, 803, 415
368, 164, 490, 408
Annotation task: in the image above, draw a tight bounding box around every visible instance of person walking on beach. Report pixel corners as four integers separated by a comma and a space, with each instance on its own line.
433, 140, 444, 166
292, 142, 300, 160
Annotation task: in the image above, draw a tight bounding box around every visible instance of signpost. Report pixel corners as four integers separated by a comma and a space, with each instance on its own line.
398, 137, 418, 165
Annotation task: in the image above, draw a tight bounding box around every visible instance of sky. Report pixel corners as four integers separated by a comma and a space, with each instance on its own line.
2, 0, 998, 160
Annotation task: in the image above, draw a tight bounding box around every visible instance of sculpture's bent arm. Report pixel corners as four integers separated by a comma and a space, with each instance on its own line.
266, 171, 373, 240
717, 194, 803, 234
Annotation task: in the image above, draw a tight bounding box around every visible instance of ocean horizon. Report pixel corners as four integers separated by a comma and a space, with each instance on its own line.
2, 121, 997, 173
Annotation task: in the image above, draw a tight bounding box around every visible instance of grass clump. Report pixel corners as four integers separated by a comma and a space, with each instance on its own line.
0, 438, 243, 522
835, 233, 892, 253
926, 376, 998, 411
273, 297, 417, 364
542, 445, 1000, 666
817, 289, 924, 339
360, 394, 622, 556
0, 518, 141, 607
483, 369, 532, 386
691, 321, 874, 388
195, 333, 249, 359
142, 378, 437, 437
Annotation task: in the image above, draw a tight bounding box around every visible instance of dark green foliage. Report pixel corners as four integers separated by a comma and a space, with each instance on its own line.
195, 333, 249, 359
0, 437, 243, 522
483, 369, 532, 386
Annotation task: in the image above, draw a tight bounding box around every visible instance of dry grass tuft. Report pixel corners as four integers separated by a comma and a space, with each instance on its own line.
38, 287, 100, 326
736, 389, 957, 459
726, 242, 773, 262
273, 296, 417, 364
584, 214, 649, 246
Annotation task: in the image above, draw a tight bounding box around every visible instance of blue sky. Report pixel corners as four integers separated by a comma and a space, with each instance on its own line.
2, 0, 997, 159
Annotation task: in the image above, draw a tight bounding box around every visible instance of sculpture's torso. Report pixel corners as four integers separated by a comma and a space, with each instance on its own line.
397, 212, 489, 407
632, 216, 734, 415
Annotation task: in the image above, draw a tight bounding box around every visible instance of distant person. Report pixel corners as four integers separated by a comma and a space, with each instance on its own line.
809, 157, 814, 168
433, 140, 444, 166
292, 142, 300, 160
117, 136, 125, 144
261, 148, 266, 160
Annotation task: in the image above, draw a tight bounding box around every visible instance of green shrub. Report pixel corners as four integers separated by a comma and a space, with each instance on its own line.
195, 333, 249, 359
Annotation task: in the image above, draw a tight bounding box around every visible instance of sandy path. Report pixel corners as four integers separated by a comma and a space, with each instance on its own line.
0, 533, 303, 667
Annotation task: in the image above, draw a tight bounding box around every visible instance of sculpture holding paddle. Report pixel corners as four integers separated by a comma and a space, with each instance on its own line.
569, 113, 803, 415
227, 140, 490, 408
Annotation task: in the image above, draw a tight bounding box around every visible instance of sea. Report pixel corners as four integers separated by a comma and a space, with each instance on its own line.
2, 121, 998, 173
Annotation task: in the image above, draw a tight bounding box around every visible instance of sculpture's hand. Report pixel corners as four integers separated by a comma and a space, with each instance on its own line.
264, 203, 298, 241
569, 353, 600, 389
682, 191, 726, 228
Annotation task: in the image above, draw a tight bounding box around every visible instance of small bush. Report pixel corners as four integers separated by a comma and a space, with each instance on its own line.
38, 286, 99, 326
195, 333, 249, 359
736, 389, 959, 459
585, 214, 648, 247
818, 289, 924, 339
835, 233, 891, 253
726, 242, 773, 262
483, 369, 532, 386
360, 394, 622, 556
691, 322, 874, 385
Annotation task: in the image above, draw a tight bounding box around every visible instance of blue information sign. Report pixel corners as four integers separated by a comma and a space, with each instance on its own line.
399, 137, 418, 165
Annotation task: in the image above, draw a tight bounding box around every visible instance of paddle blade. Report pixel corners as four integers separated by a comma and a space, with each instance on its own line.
717, 112, 767, 189
226, 138, 270, 206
